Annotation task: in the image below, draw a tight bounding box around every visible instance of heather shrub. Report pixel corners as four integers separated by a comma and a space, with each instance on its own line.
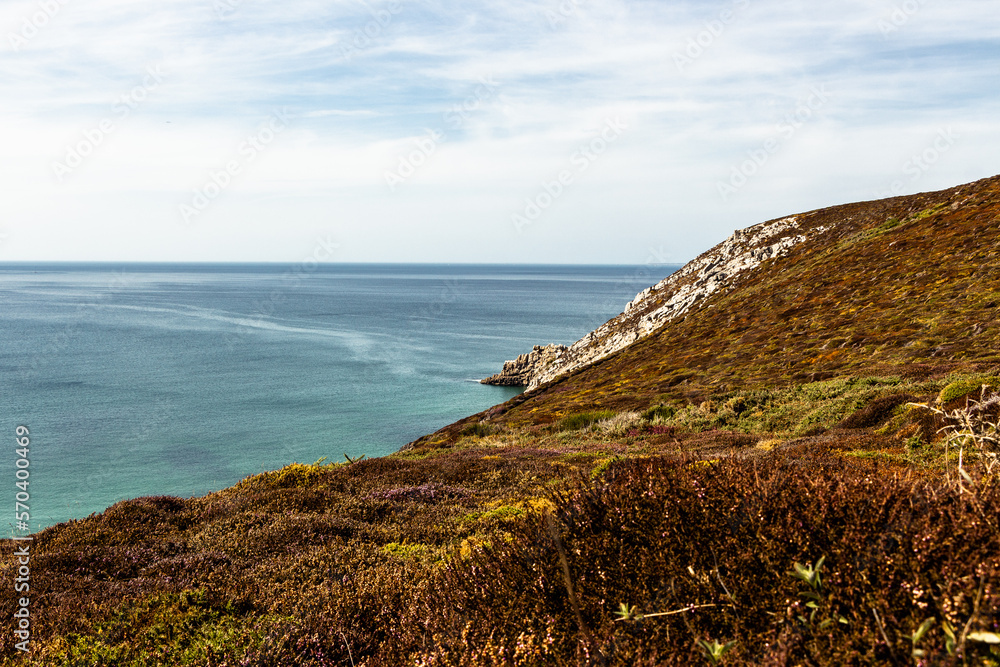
366, 483, 472, 504
6, 426, 1000, 665
406, 457, 1000, 666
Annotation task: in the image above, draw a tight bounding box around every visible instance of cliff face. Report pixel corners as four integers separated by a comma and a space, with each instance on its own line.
481, 344, 568, 386
489, 215, 833, 390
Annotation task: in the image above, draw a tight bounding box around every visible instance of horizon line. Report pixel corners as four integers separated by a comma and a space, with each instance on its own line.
0, 260, 688, 268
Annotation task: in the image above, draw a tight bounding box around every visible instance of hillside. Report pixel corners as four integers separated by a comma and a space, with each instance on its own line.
482, 214, 829, 390
412, 175, 1000, 450
3, 176, 1000, 666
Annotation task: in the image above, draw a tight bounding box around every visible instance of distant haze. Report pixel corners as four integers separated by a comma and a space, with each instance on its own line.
1, 0, 998, 264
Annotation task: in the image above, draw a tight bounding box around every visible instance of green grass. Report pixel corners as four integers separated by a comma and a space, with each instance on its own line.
642, 404, 677, 421
645, 376, 935, 437
558, 410, 615, 431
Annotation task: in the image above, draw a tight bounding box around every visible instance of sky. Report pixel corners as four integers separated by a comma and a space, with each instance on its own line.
0, 0, 998, 264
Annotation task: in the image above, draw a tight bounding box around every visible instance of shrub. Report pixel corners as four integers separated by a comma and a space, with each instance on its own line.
234, 461, 334, 491
461, 422, 495, 438
558, 410, 615, 432
837, 394, 918, 429
407, 457, 1000, 666
382, 542, 432, 560
590, 457, 617, 479
366, 483, 472, 504
593, 412, 642, 437
642, 404, 677, 422
913, 388, 1000, 481
938, 376, 1000, 405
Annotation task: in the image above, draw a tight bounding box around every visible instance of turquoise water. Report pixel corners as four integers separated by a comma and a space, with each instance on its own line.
0, 263, 678, 531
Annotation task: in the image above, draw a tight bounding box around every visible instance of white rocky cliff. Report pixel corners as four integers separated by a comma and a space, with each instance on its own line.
482, 216, 832, 390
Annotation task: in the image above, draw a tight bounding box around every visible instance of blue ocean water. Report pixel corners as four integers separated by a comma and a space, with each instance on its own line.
0, 263, 679, 532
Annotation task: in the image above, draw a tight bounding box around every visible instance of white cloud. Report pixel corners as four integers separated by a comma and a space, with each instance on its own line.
0, 0, 998, 262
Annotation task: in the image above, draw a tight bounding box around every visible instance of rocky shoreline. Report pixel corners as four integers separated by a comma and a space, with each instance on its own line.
480, 343, 568, 386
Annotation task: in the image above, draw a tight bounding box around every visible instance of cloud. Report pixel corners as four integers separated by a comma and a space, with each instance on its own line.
0, 0, 998, 262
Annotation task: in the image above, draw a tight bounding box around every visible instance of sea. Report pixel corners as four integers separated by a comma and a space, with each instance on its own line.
0, 263, 680, 532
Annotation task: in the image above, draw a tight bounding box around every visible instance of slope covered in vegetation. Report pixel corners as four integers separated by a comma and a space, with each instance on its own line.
410, 175, 1000, 449
2, 176, 999, 666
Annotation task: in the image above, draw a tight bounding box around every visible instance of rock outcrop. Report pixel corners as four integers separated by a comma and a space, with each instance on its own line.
486, 215, 833, 390
480, 344, 568, 386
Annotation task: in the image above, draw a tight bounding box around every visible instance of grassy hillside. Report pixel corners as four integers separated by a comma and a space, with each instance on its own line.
2, 176, 1000, 666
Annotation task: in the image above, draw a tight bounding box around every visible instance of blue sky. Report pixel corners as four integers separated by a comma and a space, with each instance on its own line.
1, 0, 998, 263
